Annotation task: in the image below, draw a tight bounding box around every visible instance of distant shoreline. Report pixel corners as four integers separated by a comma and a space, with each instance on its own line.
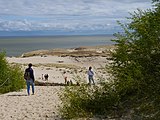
0, 35, 115, 57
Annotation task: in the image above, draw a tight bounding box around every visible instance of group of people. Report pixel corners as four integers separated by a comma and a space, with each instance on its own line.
24, 63, 95, 96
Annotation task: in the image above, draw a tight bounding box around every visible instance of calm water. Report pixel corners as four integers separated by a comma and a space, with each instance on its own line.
0, 35, 114, 57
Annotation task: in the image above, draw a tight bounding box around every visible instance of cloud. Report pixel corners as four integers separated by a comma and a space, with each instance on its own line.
0, 0, 152, 34
0, 0, 152, 16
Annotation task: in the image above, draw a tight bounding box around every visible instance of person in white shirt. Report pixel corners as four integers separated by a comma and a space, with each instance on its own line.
87, 66, 95, 85
63, 71, 68, 84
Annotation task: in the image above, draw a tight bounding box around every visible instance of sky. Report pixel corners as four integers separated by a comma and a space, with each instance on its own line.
0, 0, 152, 36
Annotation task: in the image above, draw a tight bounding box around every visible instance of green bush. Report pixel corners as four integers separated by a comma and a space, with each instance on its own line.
111, 0, 160, 118
59, 84, 93, 119
59, 77, 121, 119
0, 52, 25, 94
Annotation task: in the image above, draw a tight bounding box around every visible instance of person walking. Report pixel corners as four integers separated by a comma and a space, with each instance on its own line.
24, 63, 35, 95
88, 66, 95, 85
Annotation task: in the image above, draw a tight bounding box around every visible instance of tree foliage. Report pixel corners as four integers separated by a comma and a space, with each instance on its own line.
109, 0, 160, 118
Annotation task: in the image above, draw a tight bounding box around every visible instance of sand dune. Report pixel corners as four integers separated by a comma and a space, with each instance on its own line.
0, 45, 113, 119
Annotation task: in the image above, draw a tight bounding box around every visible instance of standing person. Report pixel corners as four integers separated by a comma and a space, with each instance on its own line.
24, 63, 35, 95
88, 66, 95, 85
63, 71, 68, 84
42, 74, 44, 80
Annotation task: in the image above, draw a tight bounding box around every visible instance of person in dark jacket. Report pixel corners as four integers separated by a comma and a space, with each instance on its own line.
24, 63, 35, 95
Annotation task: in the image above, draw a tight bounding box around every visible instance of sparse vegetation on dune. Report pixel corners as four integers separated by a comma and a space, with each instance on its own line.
21, 45, 115, 57
10, 62, 84, 70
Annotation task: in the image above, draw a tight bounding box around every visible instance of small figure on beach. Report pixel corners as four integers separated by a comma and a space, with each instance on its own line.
63, 71, 68, 84
24, 63, 35, 95
42, 74, 43, 80
44, 74, 49, 81
70, 80, 73, 85
87, 66, 95, 85
67, 80, 73, 86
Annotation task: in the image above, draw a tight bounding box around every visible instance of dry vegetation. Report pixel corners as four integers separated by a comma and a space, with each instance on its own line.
21, 45, 115, 57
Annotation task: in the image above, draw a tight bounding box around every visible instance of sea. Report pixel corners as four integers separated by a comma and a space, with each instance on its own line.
0, 35, 115, 57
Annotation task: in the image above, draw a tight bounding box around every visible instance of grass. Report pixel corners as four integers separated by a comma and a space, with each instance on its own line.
10, 62, 84, 70
21, 45, 114, 57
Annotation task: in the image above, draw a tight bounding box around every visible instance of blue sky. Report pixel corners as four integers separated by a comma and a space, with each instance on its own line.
0, 0, 152, 36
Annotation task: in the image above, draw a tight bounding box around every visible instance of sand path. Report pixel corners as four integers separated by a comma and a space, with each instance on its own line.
0, 86, 63, 120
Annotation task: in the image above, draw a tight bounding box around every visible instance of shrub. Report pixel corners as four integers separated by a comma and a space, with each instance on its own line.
59, 75, 121, 119
0, 52, 25, 94
110, 0, 160, 119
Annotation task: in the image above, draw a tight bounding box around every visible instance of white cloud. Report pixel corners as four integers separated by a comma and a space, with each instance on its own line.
0, 0, 152, 33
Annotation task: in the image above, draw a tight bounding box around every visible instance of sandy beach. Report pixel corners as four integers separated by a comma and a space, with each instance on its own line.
0, 45, 114, 120
0, 86, 62, 120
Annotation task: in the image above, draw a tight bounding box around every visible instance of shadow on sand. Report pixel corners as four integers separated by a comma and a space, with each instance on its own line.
7, 94, 28, 96
35, 81, 80, 86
